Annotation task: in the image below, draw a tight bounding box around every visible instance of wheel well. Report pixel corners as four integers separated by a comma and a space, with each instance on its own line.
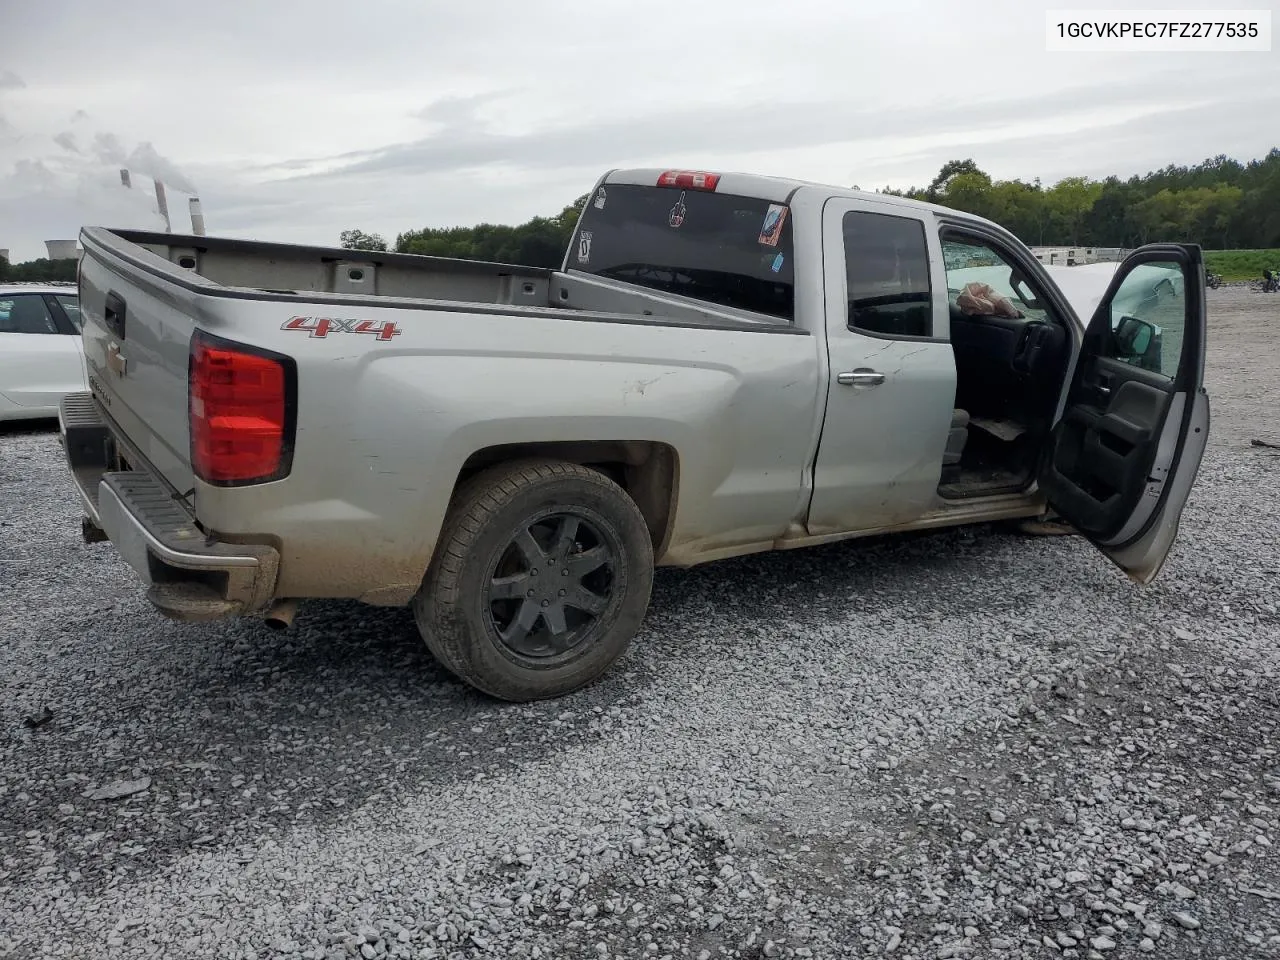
456, 441, 678, 555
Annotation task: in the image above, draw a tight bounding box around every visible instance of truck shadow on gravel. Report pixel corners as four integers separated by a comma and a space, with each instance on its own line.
1, 520, 1034, 900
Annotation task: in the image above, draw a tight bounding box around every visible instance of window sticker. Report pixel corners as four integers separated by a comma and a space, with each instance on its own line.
758, 204, 788, 247
577, 231, 593, 264
593, 188, 607, 210
668, 190, 687, 229
771, 253, 785, 273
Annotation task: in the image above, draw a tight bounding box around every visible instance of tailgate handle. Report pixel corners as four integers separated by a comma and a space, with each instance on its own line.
104, 291, 127, 339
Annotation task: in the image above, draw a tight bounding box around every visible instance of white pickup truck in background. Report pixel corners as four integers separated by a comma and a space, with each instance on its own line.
59, 168, 1210, 701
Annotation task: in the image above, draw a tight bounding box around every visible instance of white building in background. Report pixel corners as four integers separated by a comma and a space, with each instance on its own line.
44, 240, 82, 261
1029, 246, 1128, 266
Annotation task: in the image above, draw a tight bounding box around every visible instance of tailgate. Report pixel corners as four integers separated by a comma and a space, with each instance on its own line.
78, 227, 202, 494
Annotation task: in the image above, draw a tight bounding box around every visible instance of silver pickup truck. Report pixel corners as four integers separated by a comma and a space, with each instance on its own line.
59, 168, 1210, 701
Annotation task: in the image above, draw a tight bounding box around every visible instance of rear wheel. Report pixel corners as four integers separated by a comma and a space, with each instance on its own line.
414, 459, 654, 701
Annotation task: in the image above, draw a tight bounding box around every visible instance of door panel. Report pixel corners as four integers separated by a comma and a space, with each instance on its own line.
1042, 245, 1209, 583
806, 200, 957, 536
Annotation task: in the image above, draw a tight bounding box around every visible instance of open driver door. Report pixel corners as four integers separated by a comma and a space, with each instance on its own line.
1041, 244, 1210, 584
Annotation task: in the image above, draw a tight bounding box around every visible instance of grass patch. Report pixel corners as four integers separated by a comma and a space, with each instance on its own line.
1204, 249, 1280, 281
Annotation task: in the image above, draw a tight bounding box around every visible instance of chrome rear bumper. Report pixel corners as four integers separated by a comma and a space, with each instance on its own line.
58, 393, 280, 621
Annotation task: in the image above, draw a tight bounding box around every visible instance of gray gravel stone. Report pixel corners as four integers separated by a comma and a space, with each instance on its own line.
82, 776, 151, 801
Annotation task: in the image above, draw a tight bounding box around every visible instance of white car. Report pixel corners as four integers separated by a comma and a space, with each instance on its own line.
0, 282, 89, 422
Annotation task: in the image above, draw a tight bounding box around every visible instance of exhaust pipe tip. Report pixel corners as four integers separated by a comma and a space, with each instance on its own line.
262, 599, 299, 630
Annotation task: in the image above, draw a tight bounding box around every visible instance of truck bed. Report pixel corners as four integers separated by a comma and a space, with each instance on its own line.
115, 229, 559, 308
106, 229, 791, 332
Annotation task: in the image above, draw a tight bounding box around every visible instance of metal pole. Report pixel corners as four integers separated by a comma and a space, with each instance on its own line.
188, 197, 206, 236
154, 180, 171, 232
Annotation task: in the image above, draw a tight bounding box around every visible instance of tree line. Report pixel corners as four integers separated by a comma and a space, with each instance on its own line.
876, 150, 1280, 250
344, 148, 1280, 267
0, 256, 77, 283
339, 195, 590, 267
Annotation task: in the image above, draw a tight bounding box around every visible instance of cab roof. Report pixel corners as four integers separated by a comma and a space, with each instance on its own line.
603, 167, 1003, 230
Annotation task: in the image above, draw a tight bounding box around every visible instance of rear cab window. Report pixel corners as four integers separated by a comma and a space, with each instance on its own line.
569, 179, 795, 322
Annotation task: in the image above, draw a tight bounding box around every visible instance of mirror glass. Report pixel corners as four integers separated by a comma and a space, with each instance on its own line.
1115, 315, 1154, 355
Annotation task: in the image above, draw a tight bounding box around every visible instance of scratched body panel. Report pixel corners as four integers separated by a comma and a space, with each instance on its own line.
250, 315, 823, 600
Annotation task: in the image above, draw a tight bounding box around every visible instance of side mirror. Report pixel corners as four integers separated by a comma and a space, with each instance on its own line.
1113, 315, 1162, 372
1114, 315, 1154, 355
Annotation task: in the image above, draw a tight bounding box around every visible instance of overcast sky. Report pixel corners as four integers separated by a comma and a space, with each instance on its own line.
1, 0, 1277, 262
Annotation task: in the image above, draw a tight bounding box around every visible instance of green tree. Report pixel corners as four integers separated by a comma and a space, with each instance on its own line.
1081, 178, 1140, 247
1043, 177, 1103, 246
339, 229, 389, 252
938, 169, 994, 216
395, 195, 588, 268
926, 159, 984, 202
986, 180, 1045, 243
1132, 189, 1184, 244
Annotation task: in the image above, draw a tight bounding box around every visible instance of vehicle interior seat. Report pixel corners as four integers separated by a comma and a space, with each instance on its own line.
948, 304, 1070, 425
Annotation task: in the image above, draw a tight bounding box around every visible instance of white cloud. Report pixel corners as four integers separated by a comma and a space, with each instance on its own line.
0, 0, 1277, 261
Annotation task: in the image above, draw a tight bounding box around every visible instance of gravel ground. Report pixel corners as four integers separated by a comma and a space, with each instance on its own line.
2, 286, 1278, 960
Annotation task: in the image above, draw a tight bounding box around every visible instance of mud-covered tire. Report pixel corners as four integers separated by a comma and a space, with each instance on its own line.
413, 459, 654, 702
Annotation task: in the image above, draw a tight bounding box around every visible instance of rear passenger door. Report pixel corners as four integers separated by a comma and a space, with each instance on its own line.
806, 200, 956, 536
1042, 245, 1209, 584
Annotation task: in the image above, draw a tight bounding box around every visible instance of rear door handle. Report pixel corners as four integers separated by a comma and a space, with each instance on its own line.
837, 369, 886, 387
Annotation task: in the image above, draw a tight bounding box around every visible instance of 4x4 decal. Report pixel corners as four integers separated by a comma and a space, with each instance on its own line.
280, 316, 401, 341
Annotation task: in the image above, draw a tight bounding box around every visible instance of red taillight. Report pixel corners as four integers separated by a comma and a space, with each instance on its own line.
656, 170, 721, 191
189, 331, 294, 485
